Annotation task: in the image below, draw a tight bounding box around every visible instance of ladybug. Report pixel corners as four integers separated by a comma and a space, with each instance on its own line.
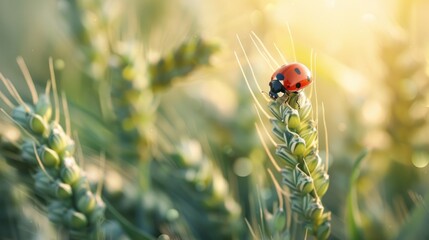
268, 63, 312, 99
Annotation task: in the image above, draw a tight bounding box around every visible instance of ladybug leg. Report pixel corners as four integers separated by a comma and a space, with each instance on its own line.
296, 99, 301, 109
269, 91, 279, 99
291, 93, 301, 109
283, 94, 289, 104
282, 92, 300, 108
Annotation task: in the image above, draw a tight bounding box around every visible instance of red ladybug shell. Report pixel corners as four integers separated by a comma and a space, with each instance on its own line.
271, 63, 312, 92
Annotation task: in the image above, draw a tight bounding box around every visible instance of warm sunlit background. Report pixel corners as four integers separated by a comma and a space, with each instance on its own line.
0, 0, 428, 239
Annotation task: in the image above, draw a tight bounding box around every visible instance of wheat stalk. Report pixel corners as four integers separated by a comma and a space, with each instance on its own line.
148, 36, 219, 90
0, 60, 105, 239
268, 92, 330, 240
153, 139, 242, 240
60, 2, 222, 238
235, 33, 331, 239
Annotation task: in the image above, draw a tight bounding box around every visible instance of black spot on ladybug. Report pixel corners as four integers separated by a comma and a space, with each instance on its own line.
296, 83, 301, 89
294, 68, 301, 75
276, 73, 285, 80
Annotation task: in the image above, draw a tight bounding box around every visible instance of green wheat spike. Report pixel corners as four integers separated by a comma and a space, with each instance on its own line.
149, 37, 219, 90
0, 76, 105, 238
61, 2, 208, 237
108, 53, 154, 165
154, 139, 243, 240
0, 154, 38, 239
268, 92, 331, 240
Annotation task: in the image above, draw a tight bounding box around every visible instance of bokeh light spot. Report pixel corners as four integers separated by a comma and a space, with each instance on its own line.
362, 100, 386, 125
363, 130, 390, 149
233, 157, 253, 177
412, 152, 429, 168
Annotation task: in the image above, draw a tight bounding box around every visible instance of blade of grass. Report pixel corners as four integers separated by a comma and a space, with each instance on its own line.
346, 149, 369, 240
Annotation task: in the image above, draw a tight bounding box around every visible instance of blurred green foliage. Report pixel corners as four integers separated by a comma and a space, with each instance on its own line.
0, 0, 429, 239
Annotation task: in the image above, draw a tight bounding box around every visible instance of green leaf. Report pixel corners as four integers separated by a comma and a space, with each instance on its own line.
346, 149, 369, 240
